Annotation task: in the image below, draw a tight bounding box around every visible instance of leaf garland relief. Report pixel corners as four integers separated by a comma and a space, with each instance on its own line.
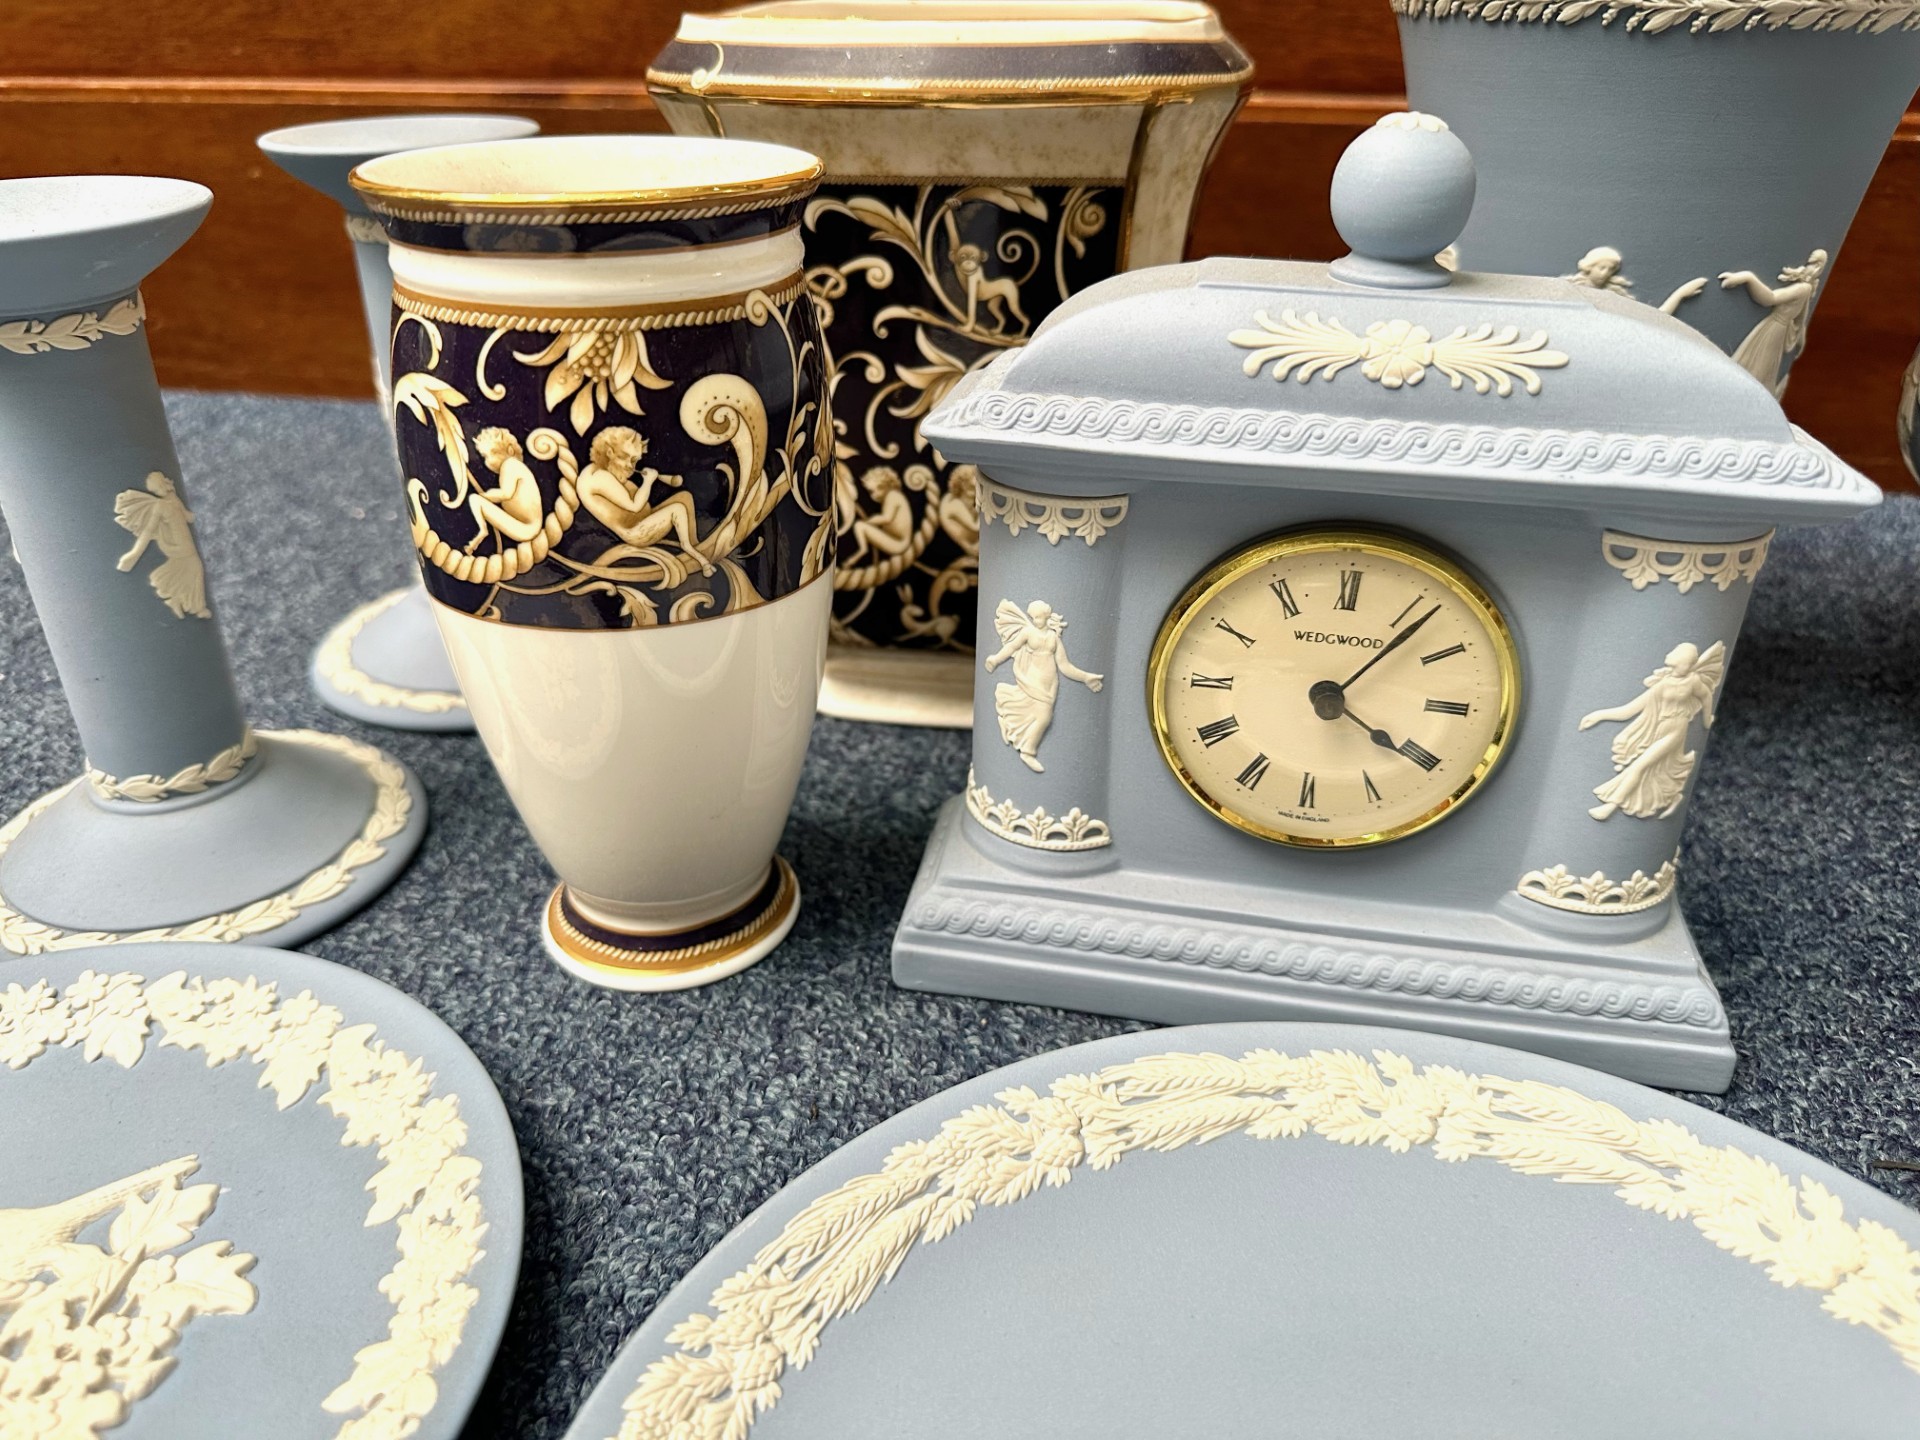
0, 969, 488, 1440
611, 1047, 1920, 1440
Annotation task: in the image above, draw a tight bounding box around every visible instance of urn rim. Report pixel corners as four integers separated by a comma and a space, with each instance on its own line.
647, 0, 1252, 106
257, 112, 542, 161
349, 134, 823, 220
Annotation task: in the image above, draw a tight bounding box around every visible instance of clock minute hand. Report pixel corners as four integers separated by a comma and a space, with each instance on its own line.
1339, 603, 1441, 691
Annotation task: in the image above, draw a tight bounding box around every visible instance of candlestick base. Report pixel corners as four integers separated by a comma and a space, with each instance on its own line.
311, 585, 472, 733
0, 729, 426, 953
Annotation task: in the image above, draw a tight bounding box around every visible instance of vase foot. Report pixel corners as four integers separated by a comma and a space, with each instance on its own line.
311, 586, 473, 733
0, 729, 426, 954
817, 647, 973, 729
542, 856, 799, 992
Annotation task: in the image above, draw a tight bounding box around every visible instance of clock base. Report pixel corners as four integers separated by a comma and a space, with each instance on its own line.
892, 798, 1736, 1094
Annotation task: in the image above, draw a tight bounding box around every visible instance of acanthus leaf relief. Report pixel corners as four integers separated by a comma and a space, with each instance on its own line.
0, 1155, 258, 1438
1601, 530, 1771, 593
984, 599, 1103, 773
964, 769, 1112, 852
112, 472, 211, 621
391, 286, 832, 629
1580, 640, 1726, 821
976, 476, 1129, 547
1230, 310, 1569, 396
804, 181, 1120, 653
1517, 856, 1680, 914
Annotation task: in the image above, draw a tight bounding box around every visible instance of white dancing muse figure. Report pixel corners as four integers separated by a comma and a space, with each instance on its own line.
984, 599, 1103, 773
1580, 641, 1727, 822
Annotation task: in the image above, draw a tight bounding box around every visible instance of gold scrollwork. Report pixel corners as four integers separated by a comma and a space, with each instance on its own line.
395, 289, 831, 627
808, 182, 1116, 653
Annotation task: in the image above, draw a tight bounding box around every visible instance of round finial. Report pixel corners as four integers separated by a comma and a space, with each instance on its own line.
1327, 112, 1477, 291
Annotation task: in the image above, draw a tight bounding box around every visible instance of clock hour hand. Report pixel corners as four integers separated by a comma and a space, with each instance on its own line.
1338, 603, 1441, 691
1339, 704, 1401, 753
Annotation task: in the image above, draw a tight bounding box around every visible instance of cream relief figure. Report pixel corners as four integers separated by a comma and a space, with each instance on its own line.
984, 599, 1102, 773
1580, 641, 1727, 822
0, 1155, 257, 1436
1562, 246, 1706, 316
112, 472, 210, 620
1720, 249, 1828, 398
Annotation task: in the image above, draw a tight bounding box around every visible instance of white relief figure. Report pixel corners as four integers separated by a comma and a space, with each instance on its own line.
574, 425, 713, 576
112, 471, 210, 620
984, 599, 1103, 773
1, 1155, 257, 1436
1719, 249, 1829, 397
467, 427, 550, 554
1579, 640, 1727, 821
1562, 246, 1706, 316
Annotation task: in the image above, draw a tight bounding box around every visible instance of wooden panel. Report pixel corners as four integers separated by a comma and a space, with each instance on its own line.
3, 0, 1401, 87
0, 0, 1914, 490
0, 93, 664, 393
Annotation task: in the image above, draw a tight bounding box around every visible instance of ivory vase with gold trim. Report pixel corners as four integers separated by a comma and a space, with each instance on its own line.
649, 1, 1251, 728
1393, 0, 1920, 396
258, 113, 541, 734
353, 135, 834, 990
0, 176, 426, 953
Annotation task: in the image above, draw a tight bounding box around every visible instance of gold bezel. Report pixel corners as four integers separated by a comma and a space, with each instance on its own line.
1145, 526, 1521, 850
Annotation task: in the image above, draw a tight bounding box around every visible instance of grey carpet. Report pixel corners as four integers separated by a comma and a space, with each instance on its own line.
3, 390, 1917, 1437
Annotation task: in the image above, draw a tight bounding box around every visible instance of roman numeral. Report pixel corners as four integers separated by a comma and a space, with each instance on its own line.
1397, 739, 1441, 771
1189, 674, 1234, 690
1425, 699, 1470, 716
1362, 770, 1382, 803
1421, 643, 1467, 665
1214, 618, 1257, 648
1297, 772, 1316, 808
1270, 578, 1300, 618
1196, 715, 1240, 747
1236, 753, 1270, 790
1391, 598, 1422, 628
1336, 570, 1363, 612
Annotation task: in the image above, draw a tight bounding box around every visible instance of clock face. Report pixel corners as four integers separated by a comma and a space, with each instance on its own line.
1148, 528, 1520, 848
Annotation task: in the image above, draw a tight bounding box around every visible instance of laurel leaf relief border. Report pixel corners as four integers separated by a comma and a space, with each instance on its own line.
314, 591, 468, 717
610, 1046, 1920, 1438
0, 730, 413, 956
0, 966, 489, 1439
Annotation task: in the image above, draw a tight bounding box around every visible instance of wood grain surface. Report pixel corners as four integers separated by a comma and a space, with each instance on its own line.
0, 1, 1914, 489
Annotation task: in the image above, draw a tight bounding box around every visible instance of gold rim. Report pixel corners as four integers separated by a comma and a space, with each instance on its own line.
544, 857, 797, 977
645, 69, 1251, 106
349, 156, 823, 218
1145, 526, 1522, 850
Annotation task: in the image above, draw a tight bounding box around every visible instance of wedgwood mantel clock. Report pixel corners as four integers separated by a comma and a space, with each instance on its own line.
891, 112, 1879, 1093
